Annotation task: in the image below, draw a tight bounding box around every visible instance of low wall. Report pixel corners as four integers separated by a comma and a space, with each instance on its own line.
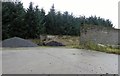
80, 26, 119, 45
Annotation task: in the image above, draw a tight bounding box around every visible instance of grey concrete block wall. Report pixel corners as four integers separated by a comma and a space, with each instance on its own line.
80, 27, 119, 45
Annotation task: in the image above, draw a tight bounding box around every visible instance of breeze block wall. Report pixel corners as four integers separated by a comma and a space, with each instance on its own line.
80, 25, 119, 45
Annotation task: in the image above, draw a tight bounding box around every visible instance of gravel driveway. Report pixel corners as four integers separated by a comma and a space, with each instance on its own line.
2, 47, 118, 74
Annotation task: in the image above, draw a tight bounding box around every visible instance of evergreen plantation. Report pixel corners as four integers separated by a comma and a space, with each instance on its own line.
2, 2, 113, 40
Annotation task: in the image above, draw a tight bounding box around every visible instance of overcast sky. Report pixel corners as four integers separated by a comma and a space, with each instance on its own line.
21, 0, 119, 29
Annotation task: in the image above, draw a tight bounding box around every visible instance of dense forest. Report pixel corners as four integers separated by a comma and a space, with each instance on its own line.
2, 2, 113, 40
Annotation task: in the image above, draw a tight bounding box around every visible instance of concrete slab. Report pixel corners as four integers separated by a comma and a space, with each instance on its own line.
2, 47, 118, 74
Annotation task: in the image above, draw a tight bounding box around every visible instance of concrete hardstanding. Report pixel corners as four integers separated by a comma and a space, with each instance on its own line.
2, 47, 118, 74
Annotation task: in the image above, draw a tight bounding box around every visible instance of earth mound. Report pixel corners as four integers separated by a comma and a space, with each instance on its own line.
2, 37, 38, 47
45, 41, 65, 46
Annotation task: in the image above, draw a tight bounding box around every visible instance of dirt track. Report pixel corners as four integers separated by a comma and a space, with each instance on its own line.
2, 47, 118, 74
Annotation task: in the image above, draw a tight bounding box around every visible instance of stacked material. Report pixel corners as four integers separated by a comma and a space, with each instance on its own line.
2, 37, 38, 47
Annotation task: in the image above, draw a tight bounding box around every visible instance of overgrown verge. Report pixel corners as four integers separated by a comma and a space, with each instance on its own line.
29, 36, 120, 55
73, 42, 120, 55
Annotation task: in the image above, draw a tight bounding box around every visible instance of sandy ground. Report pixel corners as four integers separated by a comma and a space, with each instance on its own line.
2, 47, 118, 74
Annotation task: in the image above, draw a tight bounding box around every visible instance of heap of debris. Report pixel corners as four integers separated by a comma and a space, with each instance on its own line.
45, 41, 65, 46
2, 37, 38, 47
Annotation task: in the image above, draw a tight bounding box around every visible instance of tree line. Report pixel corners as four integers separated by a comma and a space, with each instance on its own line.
2, 2, 113, 40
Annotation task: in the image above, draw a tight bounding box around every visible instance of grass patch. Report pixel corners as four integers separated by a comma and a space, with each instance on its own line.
74, 42, 120, 55
29, 39, 41, 45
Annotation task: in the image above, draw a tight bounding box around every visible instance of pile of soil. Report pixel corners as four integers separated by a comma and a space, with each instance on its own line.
45, 41, 65, 46
2, 37, 38, 47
